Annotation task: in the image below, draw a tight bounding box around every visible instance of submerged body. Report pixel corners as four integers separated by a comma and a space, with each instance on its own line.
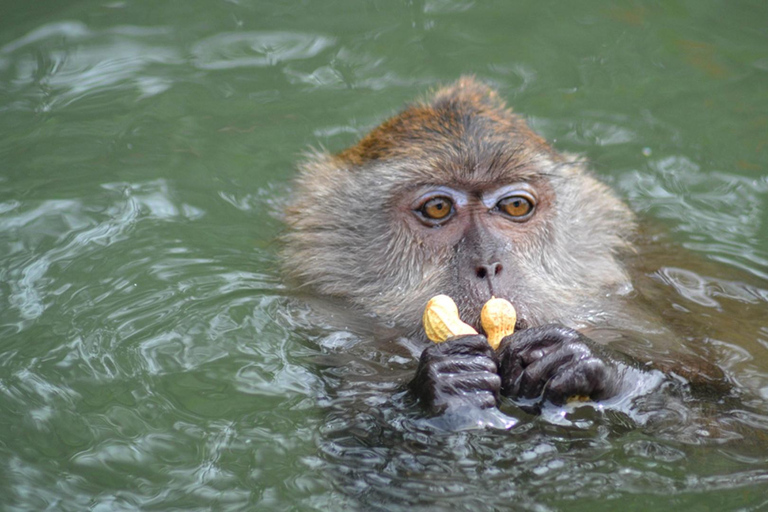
283, 77, 733, 419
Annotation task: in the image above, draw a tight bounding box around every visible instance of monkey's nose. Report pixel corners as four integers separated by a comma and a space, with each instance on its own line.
475, 262, 503, 280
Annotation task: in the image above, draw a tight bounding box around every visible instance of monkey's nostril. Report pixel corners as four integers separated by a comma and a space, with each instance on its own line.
476, 262, 503, 279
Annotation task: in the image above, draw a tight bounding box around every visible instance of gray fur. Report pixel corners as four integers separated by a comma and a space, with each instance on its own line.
282, 78, 636, 340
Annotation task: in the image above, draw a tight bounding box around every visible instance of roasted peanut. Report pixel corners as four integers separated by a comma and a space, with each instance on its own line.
423, 295, 478, 343
480, 297, 516, 350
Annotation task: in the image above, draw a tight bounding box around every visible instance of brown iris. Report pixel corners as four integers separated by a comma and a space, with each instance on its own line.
498, 195, 534, 218
420, 196, 453, 220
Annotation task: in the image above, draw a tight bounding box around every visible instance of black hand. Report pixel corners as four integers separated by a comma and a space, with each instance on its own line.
498, 325, 626, 408
410, 335, 501, 413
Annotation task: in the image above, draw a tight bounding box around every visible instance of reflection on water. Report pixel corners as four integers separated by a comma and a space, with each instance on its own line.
191, 32, 335, 70
622, 157, 768, 280
1, 0, 767, 509
1, 21, 178, 111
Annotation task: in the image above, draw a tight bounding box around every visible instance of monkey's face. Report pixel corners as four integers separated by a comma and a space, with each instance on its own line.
388, 163, 557, 332
283, 78, 634, 340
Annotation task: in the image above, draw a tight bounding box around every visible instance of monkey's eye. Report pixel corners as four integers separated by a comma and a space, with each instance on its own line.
497, 194, 534, 219
418, 196, 454, 222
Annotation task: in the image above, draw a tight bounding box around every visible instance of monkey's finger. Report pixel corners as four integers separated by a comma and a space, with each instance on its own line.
542, 357, 613, 405
442, 372, 502, 394
517, 343, 592, 399
439, 334, 497, 357
440, 374, 500, 409
499, 335, 588, 398
432, 355, 498, 376
418, 335, 491, 366
499, 325, 582, 366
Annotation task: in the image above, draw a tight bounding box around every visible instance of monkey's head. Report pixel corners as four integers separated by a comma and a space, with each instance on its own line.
282, 77, 635, 340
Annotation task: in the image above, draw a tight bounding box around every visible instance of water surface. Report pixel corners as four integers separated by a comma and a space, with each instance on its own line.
1, 0, 768, 510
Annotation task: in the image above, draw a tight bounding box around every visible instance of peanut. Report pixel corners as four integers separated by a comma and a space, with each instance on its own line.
480, 297, 517, 350
422, 295, 477, 343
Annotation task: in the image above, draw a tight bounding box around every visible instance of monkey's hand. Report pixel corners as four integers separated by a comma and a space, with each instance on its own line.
498, 325, 637, 411
410, 335, 501, 414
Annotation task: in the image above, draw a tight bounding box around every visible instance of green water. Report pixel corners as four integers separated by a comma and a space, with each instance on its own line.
1, 0, 767, 510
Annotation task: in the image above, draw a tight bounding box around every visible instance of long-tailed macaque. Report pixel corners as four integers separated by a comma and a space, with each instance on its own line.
282, 77, 727, 418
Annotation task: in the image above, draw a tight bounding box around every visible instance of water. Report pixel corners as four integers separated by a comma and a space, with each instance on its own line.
1, 0, 767, 509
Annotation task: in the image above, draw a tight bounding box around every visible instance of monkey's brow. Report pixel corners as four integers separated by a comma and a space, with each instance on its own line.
397, 177, 539, 193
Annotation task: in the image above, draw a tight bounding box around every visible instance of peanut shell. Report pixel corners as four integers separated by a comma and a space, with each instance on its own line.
423, 295, 478, 343
480, 297, 517, 350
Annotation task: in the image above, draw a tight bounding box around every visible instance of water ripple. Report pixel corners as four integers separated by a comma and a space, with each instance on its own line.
0, 21, 179, 111
621, 156, 768, 280
191, 31, 335, 70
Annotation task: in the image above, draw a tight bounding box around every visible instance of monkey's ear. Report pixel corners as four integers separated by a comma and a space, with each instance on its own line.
427, 76, 507, 112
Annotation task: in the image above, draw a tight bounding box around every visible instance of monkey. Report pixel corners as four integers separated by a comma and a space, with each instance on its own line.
281, 76, 729, 419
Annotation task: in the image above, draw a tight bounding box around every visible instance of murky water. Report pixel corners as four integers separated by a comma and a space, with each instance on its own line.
1, 0, 767, 510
